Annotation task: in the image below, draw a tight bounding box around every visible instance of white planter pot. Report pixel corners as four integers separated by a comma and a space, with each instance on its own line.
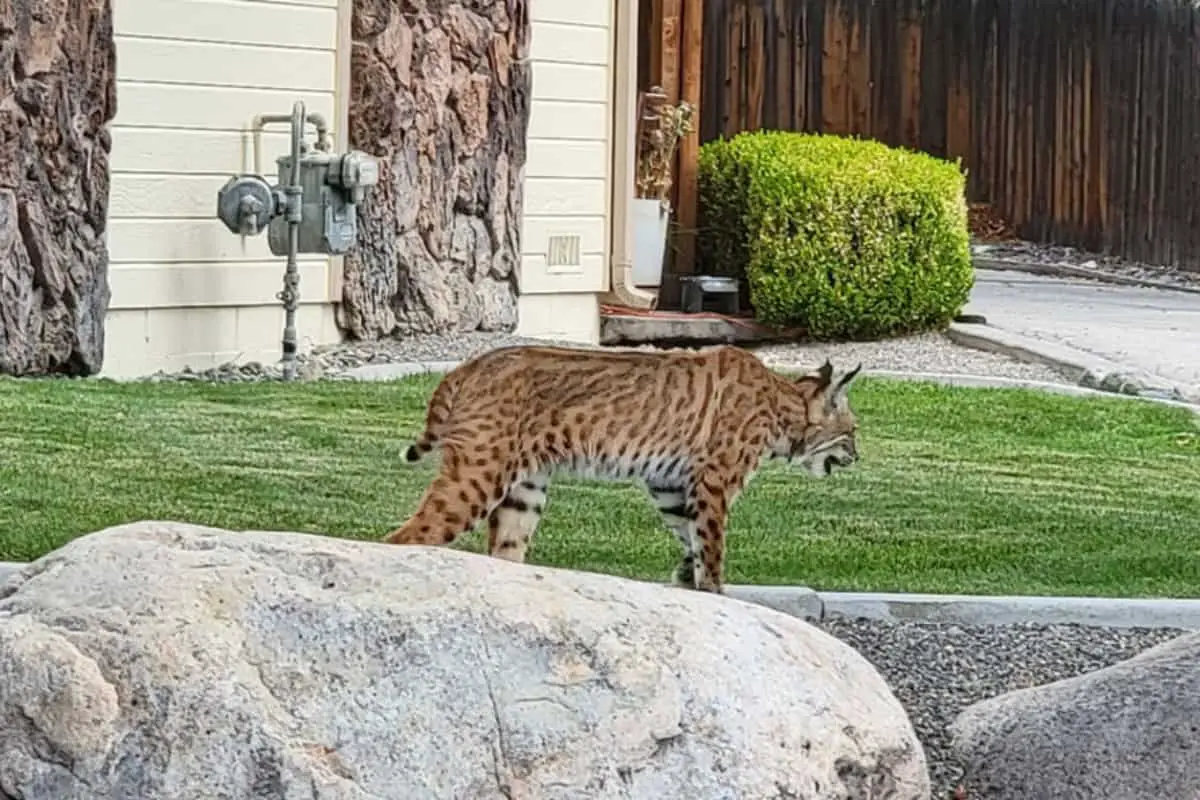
631, 197, 671, 288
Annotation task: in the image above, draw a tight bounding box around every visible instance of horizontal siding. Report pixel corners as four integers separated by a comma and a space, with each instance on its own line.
104, 0, 343, 376
527, 101, 609, 141
525, 139, 607, 179
108, 262, 332, 310
517, 292, 600, 344
109, 128, 295, 175
113, 84, 336, 131
524, 178, 607, 217
108, 219, 331, 267
529, 22, 609, 65
117, 38, 335, 91
113, 0, 335, 50
104, 304, 339, 378
519, 255, 607, 293
522, 0, 612, 296
531, 62, 609, 102
522, 217, 606, 256
111, 174, 249, 219
530, 0, 609, 27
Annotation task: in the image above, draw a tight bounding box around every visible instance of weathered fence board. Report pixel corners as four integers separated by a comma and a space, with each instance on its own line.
696, 0, 1200, 270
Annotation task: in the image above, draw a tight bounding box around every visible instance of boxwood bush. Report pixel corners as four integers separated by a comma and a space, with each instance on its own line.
697, 130, 973, 339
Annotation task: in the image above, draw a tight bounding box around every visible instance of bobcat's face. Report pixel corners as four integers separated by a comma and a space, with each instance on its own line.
779, 361, 863, 478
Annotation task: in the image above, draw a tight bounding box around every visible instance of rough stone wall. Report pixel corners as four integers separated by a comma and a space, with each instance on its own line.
341, 0, 530, 339
0, 0, 116, 375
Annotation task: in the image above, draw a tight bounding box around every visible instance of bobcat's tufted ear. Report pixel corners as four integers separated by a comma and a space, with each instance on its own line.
830, 363, 863, 408
798, 359, 835, 389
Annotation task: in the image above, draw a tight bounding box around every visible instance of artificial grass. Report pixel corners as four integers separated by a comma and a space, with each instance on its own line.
0, 374, 1197, 597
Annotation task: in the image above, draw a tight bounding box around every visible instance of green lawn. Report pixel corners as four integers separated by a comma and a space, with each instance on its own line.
0, 374, 1197, 597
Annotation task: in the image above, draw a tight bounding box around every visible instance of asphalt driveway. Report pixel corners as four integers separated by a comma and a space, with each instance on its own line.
964, 270, 1200, 400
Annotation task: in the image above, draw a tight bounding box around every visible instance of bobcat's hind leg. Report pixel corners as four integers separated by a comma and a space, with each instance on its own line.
690, 474, 731, 594
384, 445, 508, 546
487, 471, 551, 563
647, 484, 700, 589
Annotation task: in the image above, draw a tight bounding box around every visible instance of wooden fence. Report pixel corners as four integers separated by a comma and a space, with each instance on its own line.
696, 0, 1200, 271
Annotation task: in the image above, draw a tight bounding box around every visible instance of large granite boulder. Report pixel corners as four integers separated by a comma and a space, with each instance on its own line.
951, 630, 1200, 800
0, 521, 929, 799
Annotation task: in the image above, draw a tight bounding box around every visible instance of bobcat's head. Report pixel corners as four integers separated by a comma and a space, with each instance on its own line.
776, 360, 863, 477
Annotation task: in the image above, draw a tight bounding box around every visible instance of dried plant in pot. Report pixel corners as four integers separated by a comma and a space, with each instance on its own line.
631, 88, 695, 288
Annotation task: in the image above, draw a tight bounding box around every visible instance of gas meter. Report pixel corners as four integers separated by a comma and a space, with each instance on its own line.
265, 149, 379, 256
213, 101, 380, 380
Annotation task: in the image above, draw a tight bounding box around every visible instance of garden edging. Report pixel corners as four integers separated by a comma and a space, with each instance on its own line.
3, 558, 1196, 630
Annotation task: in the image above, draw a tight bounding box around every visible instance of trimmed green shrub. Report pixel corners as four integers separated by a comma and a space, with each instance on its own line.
696, 130, 973, 339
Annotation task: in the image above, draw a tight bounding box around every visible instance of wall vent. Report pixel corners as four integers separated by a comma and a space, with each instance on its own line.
546, 234, 582, 268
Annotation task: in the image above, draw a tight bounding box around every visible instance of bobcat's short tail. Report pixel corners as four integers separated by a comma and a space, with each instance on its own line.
403, 361, 464, 464
404, 432, 438, 463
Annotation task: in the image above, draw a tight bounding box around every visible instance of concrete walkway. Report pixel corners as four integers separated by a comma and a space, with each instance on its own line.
964, 270, 1200, 401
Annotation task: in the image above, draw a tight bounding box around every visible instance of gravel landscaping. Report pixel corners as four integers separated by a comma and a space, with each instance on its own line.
818, 616, 1188, 798
746, 332, 1070, 383
139, 330, 1074, 386
144, 332, 586, 383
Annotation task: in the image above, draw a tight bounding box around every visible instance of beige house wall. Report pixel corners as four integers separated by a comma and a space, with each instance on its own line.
101, 0, 620, 377
102, 0, 346, 378
515, 0, 615, 345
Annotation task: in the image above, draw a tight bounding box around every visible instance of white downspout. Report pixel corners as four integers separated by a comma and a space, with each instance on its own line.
602, 0, 658, 310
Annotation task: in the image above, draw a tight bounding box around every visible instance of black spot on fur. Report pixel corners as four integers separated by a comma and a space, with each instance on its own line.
500, 496, 542, 515
661, 504, 695, 520
675, 555, 697, 586
502, 496, 530, 512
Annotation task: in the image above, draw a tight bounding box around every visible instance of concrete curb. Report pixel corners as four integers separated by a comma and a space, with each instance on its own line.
630, 585, 1200, 630
4, 556, 1194, 630
723, 585, 825, 619
722, 586, 1200, 630
339, 360, 463, 381
974, 255, 1200, 296
814, 591, 1200, 630
944, 321, 1196, 403
946, 321, 1131, 384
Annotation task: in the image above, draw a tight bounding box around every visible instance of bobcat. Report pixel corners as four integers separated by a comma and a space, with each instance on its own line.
383, 344, 863, 593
